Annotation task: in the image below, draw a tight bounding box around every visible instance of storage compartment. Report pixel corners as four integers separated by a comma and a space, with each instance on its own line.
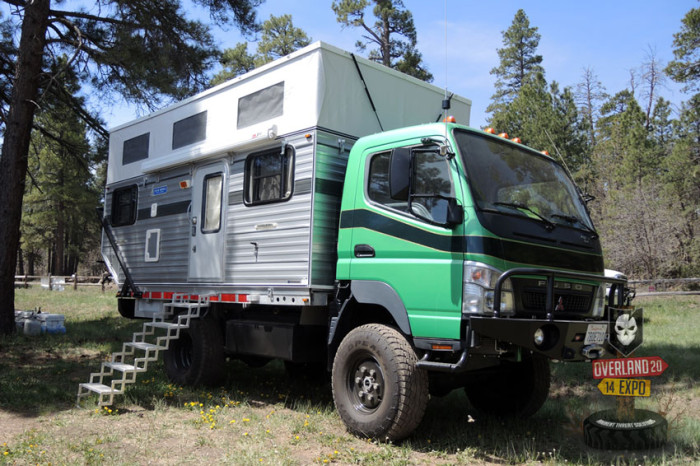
225, 320, 326, 363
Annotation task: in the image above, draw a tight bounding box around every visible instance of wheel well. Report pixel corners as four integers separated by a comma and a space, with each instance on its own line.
328, 298, 404, 368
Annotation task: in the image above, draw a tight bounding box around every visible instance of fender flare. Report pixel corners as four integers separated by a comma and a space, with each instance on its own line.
341, 280, 412, 336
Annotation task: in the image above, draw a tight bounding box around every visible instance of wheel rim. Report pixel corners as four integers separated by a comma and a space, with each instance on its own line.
172, 332, 193, 371
347, 354, 385, 413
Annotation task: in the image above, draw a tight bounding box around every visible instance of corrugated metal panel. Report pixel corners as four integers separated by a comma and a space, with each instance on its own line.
103, 171, 193, 285
103, 130, 354, 294
225, 133, 315, 285
310, 131, 355, 287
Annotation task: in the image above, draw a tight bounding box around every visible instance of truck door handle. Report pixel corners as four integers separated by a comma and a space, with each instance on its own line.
354, 244, 375, 258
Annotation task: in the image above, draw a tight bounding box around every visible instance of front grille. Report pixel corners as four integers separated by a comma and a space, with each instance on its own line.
521, 291, 591, 313
514, 278, 594, 315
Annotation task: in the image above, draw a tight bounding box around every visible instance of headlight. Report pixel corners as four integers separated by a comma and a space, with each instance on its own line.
591, 283, 605, 317
462, 262, 514, 315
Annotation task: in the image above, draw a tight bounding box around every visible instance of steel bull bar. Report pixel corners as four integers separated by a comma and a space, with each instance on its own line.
473, 268, 628, 361
417, 268, 629, 372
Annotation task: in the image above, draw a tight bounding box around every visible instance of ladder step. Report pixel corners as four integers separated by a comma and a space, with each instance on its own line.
104, 362, 138, 372
125, 342, 165, 351
146, 321, 187, 329
164, 303, 207, 310
80, 383, 119, 395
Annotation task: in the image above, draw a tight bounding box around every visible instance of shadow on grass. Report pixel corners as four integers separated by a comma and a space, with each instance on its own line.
0, 315, 142, 416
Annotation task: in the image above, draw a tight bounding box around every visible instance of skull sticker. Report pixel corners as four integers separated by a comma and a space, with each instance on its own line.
615, 314, 637, 346
608, 308, 643, 356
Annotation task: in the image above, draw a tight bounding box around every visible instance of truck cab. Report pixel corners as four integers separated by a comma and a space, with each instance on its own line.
328, 122, 625, 438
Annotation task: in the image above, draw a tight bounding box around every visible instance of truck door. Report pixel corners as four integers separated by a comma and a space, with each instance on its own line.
188, 161, 227, 281
344, 145, 465, 340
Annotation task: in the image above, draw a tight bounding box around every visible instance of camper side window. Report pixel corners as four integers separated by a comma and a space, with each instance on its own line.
244, 146, 294, 205
111, 185, 138, 227
202, 173, 223, 233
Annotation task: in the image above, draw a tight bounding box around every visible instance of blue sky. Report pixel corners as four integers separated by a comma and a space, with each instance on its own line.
105, 0, 696, 129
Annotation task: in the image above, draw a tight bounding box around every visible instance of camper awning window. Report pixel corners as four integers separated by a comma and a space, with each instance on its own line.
122, 133, 149, 165
172, 111, 207, 150
237, 82, 284, 129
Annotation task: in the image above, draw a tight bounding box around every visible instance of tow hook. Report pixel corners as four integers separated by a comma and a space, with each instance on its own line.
582, 345, 606, 359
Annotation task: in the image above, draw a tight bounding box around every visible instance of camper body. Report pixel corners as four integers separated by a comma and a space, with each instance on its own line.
100, 42, 629, 440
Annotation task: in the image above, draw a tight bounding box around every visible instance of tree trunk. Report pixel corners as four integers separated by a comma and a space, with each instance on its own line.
0, 0, 51, 335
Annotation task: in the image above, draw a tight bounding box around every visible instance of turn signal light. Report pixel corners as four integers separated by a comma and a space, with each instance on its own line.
484, 127, 496, 134
542, 150, 550, 156
443, 116, 457, 123
498, 132, 509, 138
511, 137, 522, 144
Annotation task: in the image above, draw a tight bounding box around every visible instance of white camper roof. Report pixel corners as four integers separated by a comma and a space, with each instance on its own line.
107, 41, 472, 184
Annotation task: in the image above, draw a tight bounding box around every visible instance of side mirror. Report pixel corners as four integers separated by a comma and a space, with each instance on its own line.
409, 196, 463, 229
389, 147, 411, 200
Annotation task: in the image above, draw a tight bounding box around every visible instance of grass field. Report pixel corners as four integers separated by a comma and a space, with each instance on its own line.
0, 287, 698, 465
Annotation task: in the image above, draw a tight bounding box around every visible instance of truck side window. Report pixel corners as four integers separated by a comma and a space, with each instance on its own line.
411, 151, 454, 221
367, 152, 408, 212
202, 173, 223, 233
110, 185, 138, 227
244, 145, 294, 205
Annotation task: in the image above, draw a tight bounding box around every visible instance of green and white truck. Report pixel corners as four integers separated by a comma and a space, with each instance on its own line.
81, 42, 628, 441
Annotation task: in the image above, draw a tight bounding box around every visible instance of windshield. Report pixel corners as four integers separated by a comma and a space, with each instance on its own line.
453, 129, 594, 230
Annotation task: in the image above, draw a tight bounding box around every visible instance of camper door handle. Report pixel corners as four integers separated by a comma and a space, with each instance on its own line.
354, 244, 375, 258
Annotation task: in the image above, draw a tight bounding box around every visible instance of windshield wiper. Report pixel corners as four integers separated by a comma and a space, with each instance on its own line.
551, 214, 599, 239
493, 202, 556, 231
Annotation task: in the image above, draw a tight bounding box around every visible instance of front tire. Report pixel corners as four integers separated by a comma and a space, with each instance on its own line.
464, 352, 550, 418
164, 317, 225, 387
331, 324, 428, 441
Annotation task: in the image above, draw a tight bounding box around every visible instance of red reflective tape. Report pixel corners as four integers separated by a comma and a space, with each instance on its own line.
219, 294, 237, 302
238, 294, 248, 303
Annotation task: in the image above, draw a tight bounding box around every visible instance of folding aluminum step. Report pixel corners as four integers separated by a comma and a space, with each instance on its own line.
76, 294, 213, 408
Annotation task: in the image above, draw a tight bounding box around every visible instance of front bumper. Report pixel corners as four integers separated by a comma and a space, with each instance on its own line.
469, 316, 608, 361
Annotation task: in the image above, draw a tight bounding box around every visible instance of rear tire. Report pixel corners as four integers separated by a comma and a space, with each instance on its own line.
464, 352, 550, 418
331, 324, 428, 441
164, 317, 225, 387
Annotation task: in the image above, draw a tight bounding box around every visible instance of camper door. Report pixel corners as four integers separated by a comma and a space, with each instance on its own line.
188, 162, 227, 281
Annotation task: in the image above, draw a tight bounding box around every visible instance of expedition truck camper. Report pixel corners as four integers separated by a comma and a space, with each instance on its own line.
79, 41, 631, 441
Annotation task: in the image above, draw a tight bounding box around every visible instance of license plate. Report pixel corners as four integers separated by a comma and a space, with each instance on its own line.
584, 323, 607, 345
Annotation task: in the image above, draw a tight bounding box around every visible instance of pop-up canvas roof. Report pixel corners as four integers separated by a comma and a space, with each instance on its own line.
107, 41, 472, 184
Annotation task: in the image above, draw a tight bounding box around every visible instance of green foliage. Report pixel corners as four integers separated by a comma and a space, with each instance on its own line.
212, 14, 311, 85
332, 0, 433, 81
488, 9, 544, 112
486, 8, 699, 279
665, 8, 700, 93
20, 65, 104, 276
489, 73, 590, 174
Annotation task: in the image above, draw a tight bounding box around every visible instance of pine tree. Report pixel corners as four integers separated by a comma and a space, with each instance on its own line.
21, 66, 103, 277
575, 67, 609, 147
212, 14, 312, 85
0, 0, 262, 335
487, 9, 544, 114
665, 7, 700, 94
331, 0, 432, 81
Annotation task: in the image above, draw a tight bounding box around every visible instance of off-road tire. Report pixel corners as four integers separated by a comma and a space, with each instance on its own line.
332, 324, 428, 441
464, 352, 550, 418
164, 317, 225, 387
583, 409, 667, 450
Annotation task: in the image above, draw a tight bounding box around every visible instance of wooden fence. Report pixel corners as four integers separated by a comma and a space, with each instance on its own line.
14, 274, 113, 292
